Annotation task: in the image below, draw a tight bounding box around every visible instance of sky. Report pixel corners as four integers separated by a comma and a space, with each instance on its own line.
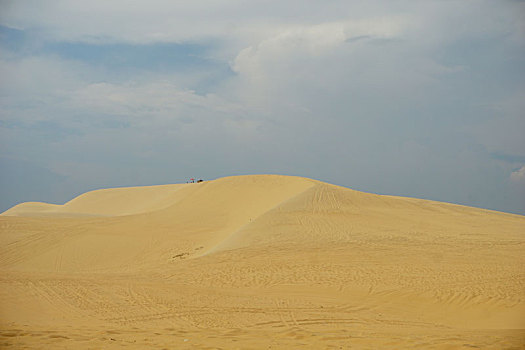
0, 0, 524, 215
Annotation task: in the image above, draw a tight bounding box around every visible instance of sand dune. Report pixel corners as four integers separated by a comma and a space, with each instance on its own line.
0, 175, 524, 349
2, 184, 189, 217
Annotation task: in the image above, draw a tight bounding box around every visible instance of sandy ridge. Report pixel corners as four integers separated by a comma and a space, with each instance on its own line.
0, 174, 524, 349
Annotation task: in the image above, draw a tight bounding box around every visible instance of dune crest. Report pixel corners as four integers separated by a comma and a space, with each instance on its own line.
2, 183, 189, 217
1, 175, 524, 349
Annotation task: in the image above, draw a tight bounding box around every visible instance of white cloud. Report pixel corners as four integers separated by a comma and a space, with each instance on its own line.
1, 0, 366, 45
2, 0, 518, 47
232, 17, 407, 74
68, 81, 243, 119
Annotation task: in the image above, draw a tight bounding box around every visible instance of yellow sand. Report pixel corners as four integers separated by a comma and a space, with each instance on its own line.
0, 175, 523, 349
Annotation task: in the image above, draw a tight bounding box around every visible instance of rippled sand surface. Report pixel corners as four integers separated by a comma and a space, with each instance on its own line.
1, 175, 524, 349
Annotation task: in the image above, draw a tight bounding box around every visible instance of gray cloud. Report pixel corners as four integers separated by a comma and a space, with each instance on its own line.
510, 165, 525, 184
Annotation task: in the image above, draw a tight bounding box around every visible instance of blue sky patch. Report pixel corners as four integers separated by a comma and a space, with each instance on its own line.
42, 41, 215, 71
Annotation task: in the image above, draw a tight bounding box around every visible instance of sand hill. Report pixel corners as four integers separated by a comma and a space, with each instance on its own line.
0, 175, 524, 349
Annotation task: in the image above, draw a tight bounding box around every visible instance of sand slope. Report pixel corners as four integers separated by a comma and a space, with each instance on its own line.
0, 175, 524, 349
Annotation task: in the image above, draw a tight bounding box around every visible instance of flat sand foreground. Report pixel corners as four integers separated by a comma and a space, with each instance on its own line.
1, 175, 524, 349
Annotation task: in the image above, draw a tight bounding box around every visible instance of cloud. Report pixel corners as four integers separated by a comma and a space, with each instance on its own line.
232, 17, 407, 74
1, 0, 525, 214
2, 0, 520, 48
510, 166, 525, 184
68, 81, 244, 119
